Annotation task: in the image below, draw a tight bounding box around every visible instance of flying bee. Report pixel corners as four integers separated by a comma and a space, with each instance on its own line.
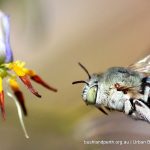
72, 55, 150, 123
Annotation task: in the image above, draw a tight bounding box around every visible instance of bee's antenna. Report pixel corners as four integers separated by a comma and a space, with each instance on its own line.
72, 80, 89, 85
78, 62, 91, 79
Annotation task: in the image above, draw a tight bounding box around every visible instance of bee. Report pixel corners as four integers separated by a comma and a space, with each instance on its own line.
72, 55, 150, 123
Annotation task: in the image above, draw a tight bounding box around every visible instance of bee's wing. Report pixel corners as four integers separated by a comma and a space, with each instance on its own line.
128, 54, 150, 75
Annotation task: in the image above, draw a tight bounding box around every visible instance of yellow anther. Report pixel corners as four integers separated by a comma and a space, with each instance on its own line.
9, 78, 19, 91
13, 65, 26, 76
0, 77, 3, 92
25, 70, 36, 76
15, 61, 26, 68
6, 61, 27, 76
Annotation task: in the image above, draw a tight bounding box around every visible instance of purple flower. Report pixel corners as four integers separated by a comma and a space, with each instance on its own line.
0, 11, 57, 138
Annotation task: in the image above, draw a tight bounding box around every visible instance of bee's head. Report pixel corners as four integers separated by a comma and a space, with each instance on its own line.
72, 63, 99, 105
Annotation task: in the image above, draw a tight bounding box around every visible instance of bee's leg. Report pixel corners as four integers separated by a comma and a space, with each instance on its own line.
124, 99, 145, 121
142, 77, 150, 103
124, 99, 133, 115
96, 106, 108, 115
132, 99, 150, 122
105, 106, 112, 112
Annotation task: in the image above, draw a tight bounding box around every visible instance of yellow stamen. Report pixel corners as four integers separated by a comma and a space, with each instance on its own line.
9, 78, 19, 91
5, 61, 26, 76
25, 70, 36, 76
0, 77, 3, 92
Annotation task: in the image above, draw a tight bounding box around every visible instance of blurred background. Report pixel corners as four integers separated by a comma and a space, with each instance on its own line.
0, 0, 150, 149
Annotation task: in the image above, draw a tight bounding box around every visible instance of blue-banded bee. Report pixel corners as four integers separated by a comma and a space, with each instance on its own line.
72, 55, 150, 123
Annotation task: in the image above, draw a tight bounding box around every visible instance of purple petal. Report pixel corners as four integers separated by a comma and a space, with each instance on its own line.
0, 12, 7, 64
2, 14, 13, 63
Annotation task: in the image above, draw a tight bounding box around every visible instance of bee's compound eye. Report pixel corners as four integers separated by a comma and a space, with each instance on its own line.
86, 86, 98, 104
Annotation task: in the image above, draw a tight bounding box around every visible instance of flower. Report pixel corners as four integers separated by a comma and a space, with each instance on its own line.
0, 11, 57, 138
